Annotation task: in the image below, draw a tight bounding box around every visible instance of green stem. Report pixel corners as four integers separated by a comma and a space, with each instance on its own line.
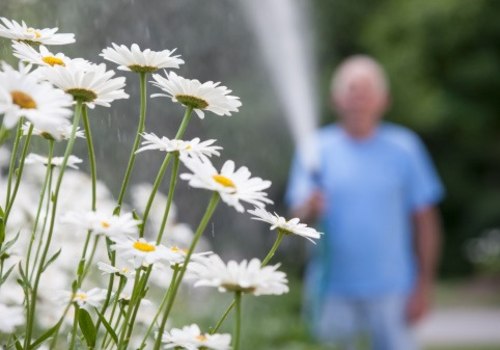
24, 101, 83, 349
261, 230, 285, 266
153, 193, 220, 350
4, 120, 23, 213
82, 105, 97, 211
139, 107, 193, 237
138, 266, 180, 349
69, 305, 80, 350
234, 291, 242, 350
3, 122, 33, 227
117, 268, 143, 349
29, 143, 55, 279
25, 140, 54, 281
156, 154, 180, 244
116, 72, 147, 210
210, 231, 285, 334
121, 267, 152, 348
210, 299, 236, 334
100, 276, 126, 349
0, 123, 9, 145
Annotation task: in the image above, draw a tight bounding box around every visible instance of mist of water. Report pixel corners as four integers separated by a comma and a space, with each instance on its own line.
240, 0, 320, 171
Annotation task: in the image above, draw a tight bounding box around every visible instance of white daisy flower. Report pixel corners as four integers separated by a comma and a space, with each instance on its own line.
0, 62, 73, 129
22, 121, 85, 141
25, 153, 82, 169
164, 245, 212, 267
59, 288, 107, 310
0, 17, 75, 45
180, 158, 272, 213
60, 210, 140, 238
40, 61, 129, 108
151, 71, 241, 119
111, 237, 171, 268
97, 261, 136, 279
248, 207, 322, 243
190, 255, 289, 296
12, 41, 72, 67
136, 132, 222, 161
100, 43, 184, 73
162, 324, 231, 350
0, 303, 24, 333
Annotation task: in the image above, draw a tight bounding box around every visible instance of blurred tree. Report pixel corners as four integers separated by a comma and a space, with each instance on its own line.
312, 0, 500, 276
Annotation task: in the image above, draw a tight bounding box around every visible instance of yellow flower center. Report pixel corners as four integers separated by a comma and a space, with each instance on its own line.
133, 241, 156, 252
175, 94, 209, 109
212, 174, 236, 188
101, 221, 111, 229
42, 56, 65, 66
120, 267, 130, 274
74, 292, 88, 301
170, 246, 187, 254
27, 28, 42, 38
196, 335, 208, 342
11, 90, 37, 109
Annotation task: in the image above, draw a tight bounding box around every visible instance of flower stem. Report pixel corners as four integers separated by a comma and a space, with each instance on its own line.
116, 72, 147, 210
234, 291, 242, 350
117, 268, 143, 349
25, 140, 54, 281
24, 101, 83, 349
69, 305, 80, 350
4, 120, 23, 214
138, 265, 180, 349
153, 192, 220, 350
261, 230, 285, 266
3, 122, 33, 231
139, 107, 193, 237
82, 105, 97, 211
155, 154, 180, 244
210, 299, 236, 334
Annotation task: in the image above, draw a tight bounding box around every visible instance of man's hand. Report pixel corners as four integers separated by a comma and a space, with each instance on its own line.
406, 282, 432, 324
291, 190, 325, 224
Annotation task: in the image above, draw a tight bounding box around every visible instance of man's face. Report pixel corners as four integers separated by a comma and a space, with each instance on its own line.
332, 66, 388, 133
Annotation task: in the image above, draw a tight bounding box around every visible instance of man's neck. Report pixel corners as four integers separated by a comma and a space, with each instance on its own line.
342, 122, 379, 140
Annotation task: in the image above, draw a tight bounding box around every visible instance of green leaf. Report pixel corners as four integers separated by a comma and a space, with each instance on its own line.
0, 231, 20, 257
112, 205, 121, 216
0, 264, 15, 286
13, 334, 23, 350
0, 205, 4, 217
30, 322, 60, 349
77, 259, 86, 276
94, 307, 118, 346
42, 248, 61, 272
0, 221, 5, 245
78, 308, 96, 348
17, 262, 31, 291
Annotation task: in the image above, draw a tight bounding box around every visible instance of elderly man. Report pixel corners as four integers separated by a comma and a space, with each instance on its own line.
285, 56, 444, 350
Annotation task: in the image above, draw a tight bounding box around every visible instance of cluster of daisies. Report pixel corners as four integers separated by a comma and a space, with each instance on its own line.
0, 17, 322, 350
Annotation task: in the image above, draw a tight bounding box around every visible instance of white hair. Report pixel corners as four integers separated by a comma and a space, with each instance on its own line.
330, 55, 389, 96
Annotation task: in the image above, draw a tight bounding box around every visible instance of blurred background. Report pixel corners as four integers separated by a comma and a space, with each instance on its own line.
1, 0, 500, 349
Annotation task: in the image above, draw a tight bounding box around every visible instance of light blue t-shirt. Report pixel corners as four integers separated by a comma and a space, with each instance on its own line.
285, 122, 444, 298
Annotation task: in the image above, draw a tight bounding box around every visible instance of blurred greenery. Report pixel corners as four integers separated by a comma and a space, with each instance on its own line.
312, 0, 500, 277
172, 276, 500, 349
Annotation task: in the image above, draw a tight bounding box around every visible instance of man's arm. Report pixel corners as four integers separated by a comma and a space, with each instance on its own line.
407, 205, 442, 324
289, 190, 325, 225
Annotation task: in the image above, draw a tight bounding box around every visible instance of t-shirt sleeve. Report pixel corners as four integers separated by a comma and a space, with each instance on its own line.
285, 152, 316, 210
406, 135, 445, 212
